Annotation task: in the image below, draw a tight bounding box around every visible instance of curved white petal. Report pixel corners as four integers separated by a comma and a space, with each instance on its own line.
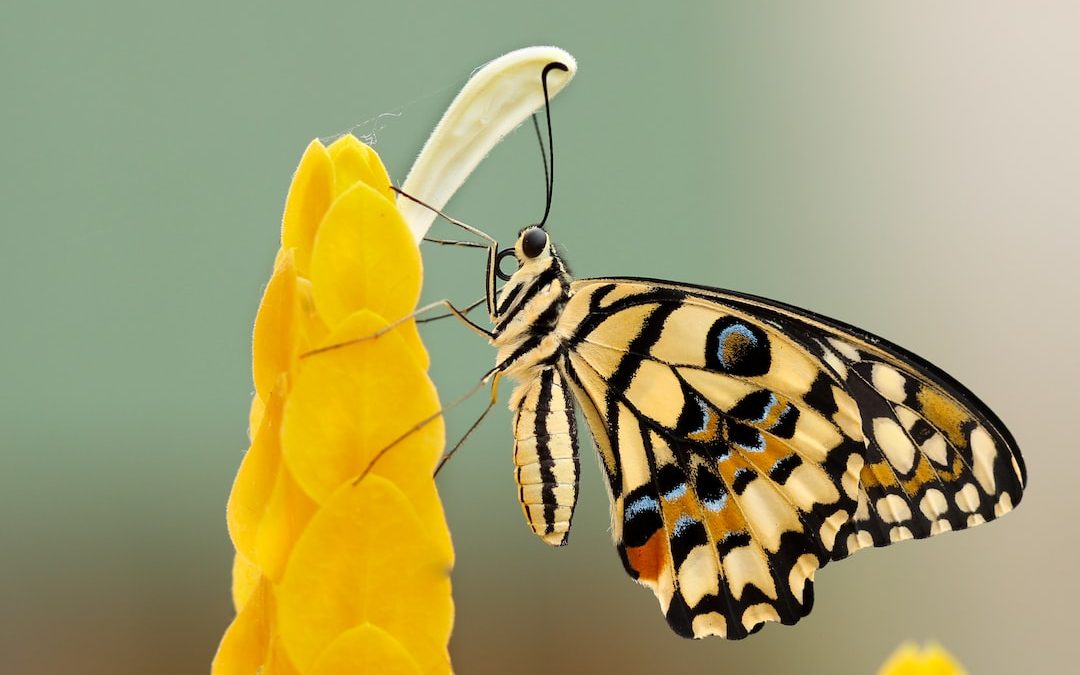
398, 46, 577, 242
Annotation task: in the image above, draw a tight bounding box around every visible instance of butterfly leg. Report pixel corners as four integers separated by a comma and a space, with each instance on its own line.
413, 298, 493, 338
422, 236, 488, 249
394, 186, 500, 317
416, 296, 487, 324
300, 298, 493, 361
350, 368, 502, 483
434, 370, 504, 475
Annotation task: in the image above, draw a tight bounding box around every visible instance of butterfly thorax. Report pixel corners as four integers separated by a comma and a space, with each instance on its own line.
490, 248, 573, 380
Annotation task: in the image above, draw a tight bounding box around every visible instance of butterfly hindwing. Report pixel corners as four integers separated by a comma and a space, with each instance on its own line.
555, 278, 1026, 638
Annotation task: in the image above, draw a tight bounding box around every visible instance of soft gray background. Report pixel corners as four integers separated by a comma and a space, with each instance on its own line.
3, 2, 1077, 673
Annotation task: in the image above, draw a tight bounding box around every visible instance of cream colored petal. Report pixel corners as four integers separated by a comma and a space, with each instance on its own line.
398, 46, 577, 241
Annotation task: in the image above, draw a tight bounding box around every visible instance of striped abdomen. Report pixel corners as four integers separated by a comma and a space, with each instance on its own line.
510, 366, 580, 546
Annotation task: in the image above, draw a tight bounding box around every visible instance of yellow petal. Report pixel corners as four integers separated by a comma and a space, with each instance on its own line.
345, 331, 451, 557
252, 251, 301, 402
355, 142, 394, 201
370, 463, 453, 563
227, 388, 285, 565
878, 642, 969, 675
212, 576, 271, 675
281, 310, 443, 506
310, 624, 424, 675
294, 275, 330, 355
276, 475, 452, 675
254, 462, 317, 582
281, 141, 334, 276
397, 47, 575, 241
308, 180, 421, 330
263, 636, 303, 675
230, 551, 261, 612
248, 394, 265, 440
327, 135, 393, 202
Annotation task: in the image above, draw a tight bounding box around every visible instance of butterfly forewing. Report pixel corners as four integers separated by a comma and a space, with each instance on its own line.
548, 278, 1025, 638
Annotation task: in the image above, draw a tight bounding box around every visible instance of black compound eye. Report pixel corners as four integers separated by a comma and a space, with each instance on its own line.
521, 227, 548, 258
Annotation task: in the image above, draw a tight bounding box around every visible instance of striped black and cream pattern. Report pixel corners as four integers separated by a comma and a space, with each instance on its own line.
510, 367, 580, 545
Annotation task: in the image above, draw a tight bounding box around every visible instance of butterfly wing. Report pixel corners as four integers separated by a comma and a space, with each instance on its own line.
554, 277, 1026, 639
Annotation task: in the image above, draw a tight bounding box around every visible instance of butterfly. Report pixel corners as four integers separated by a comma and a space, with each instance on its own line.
446, 220, 1026, 640
410, 61, 1026, 640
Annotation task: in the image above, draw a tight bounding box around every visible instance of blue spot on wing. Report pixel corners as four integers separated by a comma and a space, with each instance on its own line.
755, 393, 778, 423
732, 468, 756, 495
703, 492, 728, 511
624, 494, 660, 520
696, 469, 729, 511
737, 434, 766, 453
705, 317, 772, 376
728, 421, 766, 453
657, 464, 687, 502
716, 323, 758, 369
672, 515, 698, 539
662, 482, 687, 501
690, 396, 711, 436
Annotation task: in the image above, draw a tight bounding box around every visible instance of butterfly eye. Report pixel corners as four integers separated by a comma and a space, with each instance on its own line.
521, 227, 548, 258
495, 248, 519, 281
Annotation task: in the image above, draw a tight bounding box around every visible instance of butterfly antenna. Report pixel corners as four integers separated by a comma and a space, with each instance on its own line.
531, 114, 551, 217
535, 61, 568, 230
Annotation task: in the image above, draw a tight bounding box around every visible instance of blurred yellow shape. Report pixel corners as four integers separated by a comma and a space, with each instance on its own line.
878, 641, 969, 675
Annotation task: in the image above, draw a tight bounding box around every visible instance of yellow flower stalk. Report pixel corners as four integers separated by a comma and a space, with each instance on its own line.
213, 46, 575, 674
878, 642, 969, 675
214, 136, 452, 675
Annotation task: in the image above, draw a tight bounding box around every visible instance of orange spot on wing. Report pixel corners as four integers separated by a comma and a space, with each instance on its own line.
625, 532, 665, 584
736, 436, 789, 474
862, 460, 899, 489
916, 388, 969, 447
901, 455, 937, 493
688, 407, 722, 443
902, 455, 965, 494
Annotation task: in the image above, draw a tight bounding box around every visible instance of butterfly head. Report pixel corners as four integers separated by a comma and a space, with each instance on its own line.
492, 224, 572, 326
496, 225, 559, 281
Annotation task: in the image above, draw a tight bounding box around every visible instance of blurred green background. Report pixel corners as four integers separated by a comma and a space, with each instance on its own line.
3, 2, 1078, 673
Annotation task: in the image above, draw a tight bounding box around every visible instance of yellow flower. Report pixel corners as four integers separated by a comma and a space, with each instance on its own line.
213, 136, 453, 675
878, 642, 969, 675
